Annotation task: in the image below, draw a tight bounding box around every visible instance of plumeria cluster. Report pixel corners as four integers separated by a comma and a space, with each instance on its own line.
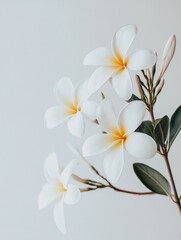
38, 24, 181, 234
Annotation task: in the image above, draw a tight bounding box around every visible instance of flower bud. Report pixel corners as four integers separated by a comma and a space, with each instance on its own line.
158, 35, 176, 80
136, 75, 145, 100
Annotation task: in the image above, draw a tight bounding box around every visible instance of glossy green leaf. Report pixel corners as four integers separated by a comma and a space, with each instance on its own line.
153, 118, 161, 127
136, 121, 154, 139
154, 116, 169, 146
169, 106, 181, 148
127, 94, 140, 103
133, 163, 171, 196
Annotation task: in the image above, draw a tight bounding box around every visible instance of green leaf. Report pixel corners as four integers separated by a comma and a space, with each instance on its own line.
153, 118, 161, 127
127, 94, 140, 103
169, 106, 181, 148
136, 121, 154, 139
133, 163, 171, 196
154, 116, 169, 146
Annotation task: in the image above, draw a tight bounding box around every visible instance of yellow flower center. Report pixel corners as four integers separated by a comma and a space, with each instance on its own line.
111, 128, 127, 148
58, 182, 67, 193
68, 102, 81, 115
113, 129, 127, 143
111, 53, 129, 72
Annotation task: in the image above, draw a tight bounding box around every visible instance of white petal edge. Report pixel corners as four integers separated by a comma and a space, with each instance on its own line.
60, 159, 78, 187
125, 132, 157, 159
118, 101, 146, 134
54, 77, 74, 106
83, 47, 114, 66
96, 98, 117, 133
81, 100, 98, 121
44, 152, 60, 184
104, 143, 124, 183
127, 49, 157, 70
64, 184, 81, 205
67, 112, 85, 138
38, 184, 61, 210
74, 79, 90, 104
88, 66, 115, 94
82, 133, 118, 157
45, 106, 70, 129
53, 200, 66, 234
112, 69, 132, 100
112, 24, 137, 59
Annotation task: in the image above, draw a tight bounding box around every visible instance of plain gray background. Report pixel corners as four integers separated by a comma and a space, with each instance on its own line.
0, 0, 181, 239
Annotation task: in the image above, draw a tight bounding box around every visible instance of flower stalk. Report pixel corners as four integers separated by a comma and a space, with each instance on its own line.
163, 153, 181, 214
137, 62, 181, 214
72, 154, 155, 196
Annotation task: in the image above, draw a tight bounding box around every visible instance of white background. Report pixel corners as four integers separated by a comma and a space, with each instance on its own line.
0, 0, 181, 239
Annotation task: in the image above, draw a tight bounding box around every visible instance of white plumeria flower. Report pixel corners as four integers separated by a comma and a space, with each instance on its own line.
38, 153, 81, 234
82, 99, 157, 183
83, 24, 157, 100
45, 77, 97, 137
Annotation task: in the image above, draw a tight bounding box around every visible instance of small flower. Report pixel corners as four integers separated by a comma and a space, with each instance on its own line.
82, 99, 157, 183
83, 24, 157, 100
45, 77, 97, 137
158, 35, 176, 80
38, 153, 81, 234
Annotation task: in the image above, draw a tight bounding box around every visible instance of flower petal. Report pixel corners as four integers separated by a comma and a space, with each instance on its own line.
112, 24, 137, 59
38, 184, 61, 210
60, 159, 78, 187
88, 66, 115, 94
53, 200, 66, 234
74, 79, 90, 104
112, 69, 132, 100
64, 184, 81, 205
45, 106, 69, 128
82, 133, 117, 157
81, 100, 98, 121
96, 98, 117, 133
127, 49, 157, 70
125, 132, 157, 159
44, 152, 60, 184
54, 77, 74, 106
118, 101, 146, 134
104, 143, 124, 183
83, 47, 113, 66
67, 112, 85, 137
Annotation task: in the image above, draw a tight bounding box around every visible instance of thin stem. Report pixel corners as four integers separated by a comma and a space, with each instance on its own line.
90, 164, 108, 183
108, 184, 155, 195
163, 153, 181, 214
148, 99, 181, 213
148, 103, 181, 213
80, 185, 109, 192
149, 106, 155, 121
143, 73, 181, 214
76, 155, 155, 195
138, 70, 181, 214
100, 174, 155, 195
148, 82, 155, 122
80, 181, 155, 195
